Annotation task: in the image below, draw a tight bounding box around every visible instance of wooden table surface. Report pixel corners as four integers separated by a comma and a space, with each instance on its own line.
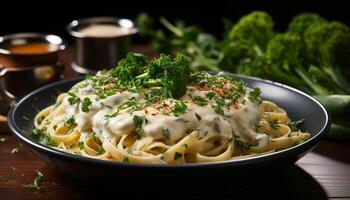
0, 48, 349, 200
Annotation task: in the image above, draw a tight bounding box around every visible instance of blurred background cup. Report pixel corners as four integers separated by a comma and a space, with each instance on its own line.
0, 33, 66, 113
66, 17, 138, 75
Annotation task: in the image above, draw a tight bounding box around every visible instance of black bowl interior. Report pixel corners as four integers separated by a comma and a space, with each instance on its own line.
7, 74, 331, 182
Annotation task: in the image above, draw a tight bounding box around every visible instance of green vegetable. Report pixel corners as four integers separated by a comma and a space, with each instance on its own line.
174, 152, 183, 160
137, 11, 350, 140
268, 119, 280, 129
111, 53, 191, 98
68, 92, 80, 105
64, 116, 76, 127
30, 129, 58, 147
81, 97, 92, 112
172, 101, 187, 116
133, 115, 146, 137
24, 171, 45, 191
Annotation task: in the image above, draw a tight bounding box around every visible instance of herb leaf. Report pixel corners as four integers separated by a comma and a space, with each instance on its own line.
172, 101, 187, 116
249, 88, 262, 104
68, 92, 80, 105
24, 171, 45, 191
64, 116, 76, 127
288, 119, 305, 132
268, 119, 280, 129
81, 97, 92, 112
174, 152, 182, 160
133, 115, 146, 137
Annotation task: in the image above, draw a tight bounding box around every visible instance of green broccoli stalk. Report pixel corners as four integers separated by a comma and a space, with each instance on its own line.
304, 22, 350, 93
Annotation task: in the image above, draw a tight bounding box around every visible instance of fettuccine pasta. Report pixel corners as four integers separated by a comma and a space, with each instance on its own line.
32, 54, 309, 164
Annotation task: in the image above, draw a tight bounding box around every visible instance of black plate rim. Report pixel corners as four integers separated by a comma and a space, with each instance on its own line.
7, 74, 331, 169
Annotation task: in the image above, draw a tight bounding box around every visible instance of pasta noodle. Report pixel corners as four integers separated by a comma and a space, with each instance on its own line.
33, 70, 309, 164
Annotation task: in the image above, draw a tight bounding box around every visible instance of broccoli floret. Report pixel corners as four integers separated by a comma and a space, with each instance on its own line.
110, 53, 147, 89
112, 53, 191, 99
304, 21, 350, 93
288, 13, 327, 36
140, 54, 191, 98
220, 11, 275, 71
266, 34, 330, 95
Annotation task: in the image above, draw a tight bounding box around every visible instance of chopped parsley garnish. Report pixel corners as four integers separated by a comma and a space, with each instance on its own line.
24, 171, 44, 191
248, 88, 262, 104
172, 101, 187, 117
205, 92, 216, 100
212, 104, 224, 115
97, 148, 105, 155
288, 119, 305, 132
162, 128, 171, 139
233, 135, 252, 152
78, 141, 84, 150
37, 116, 45, 125
237, 80, 246, 93
195, 112, 201, 121
268, 119, 280, 129
81, 97, 92, 112
133, 115, 145, 137
30, 129, 58, 147
64, 116, 76, 127
68, 92, 80, 105
193, 96, 208, 106
174, 152, 183, 160
213, 123, 221, 133
122, 157, 129, 163
105, 97, 141, 118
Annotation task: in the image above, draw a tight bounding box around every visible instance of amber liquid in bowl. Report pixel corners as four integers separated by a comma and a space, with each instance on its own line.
6, 42, 56, 55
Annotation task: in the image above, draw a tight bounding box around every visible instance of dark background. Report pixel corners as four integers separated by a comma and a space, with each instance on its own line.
1, 0, 349, 41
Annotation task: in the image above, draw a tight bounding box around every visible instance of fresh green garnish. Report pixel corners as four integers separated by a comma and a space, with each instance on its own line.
64, 116, 76, 127
105, 97, 142, 118
288, 119, 305, 132
81, 97, 92, 112
162, 128, 171, 139
205, 92, 216, 100
133, 115, 146, 137
233, 135, 252, 152
110, 53, 191, 99
78, 141, 84, 150
122, 157, 129, 163
195, 112, 201, 121
249, 88, 262, 104
193, 96, 208, 106
30, 129, 58, 147
174, 152, 182, 160
97, 148, 105, 155
24, 171, 44, 191
68, 92, 80, 105
172, 101, 187, 117
269, 119, 280, 129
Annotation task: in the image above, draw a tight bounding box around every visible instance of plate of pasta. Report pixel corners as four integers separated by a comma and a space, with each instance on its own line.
8, 53, 330, 181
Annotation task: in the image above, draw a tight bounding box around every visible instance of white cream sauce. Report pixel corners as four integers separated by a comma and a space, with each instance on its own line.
62, 81, 268, 146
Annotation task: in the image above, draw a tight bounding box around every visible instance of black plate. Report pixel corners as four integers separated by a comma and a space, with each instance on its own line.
7, 74, 331, 183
